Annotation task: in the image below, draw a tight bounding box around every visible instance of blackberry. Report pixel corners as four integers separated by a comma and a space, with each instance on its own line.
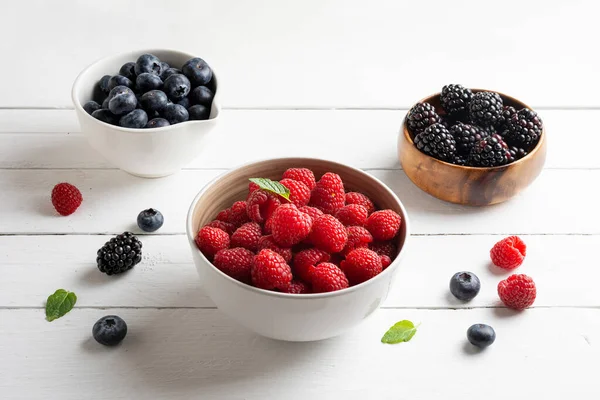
453, 154, 468, 166
506, 146, 528, 163
407, 102, 441, 135
414, 123, 457, 162
504, 108, 543, 149
498, 105, 517, 130
97, 232, 142, 275
440, 84, 472, 117
450, 123, 489, 156
469, 91, 503, 127
468, 133, 509, 167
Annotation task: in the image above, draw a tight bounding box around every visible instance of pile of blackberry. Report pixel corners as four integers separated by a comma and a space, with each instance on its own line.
406, 84, 543, 167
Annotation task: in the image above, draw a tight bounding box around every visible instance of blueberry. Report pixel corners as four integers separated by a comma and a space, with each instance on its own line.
146, 118, 170, 129
449, 272, 480, 301
83, 101, 102, 115
92, 315, 128, 346
91, 109, 119, 125
163, 74, 191, 101
141, 90, 169, 114
188, 104, 210, 120
467, 324, 496, 348
160, 62, 170, 72
119, 109, 148, 128
161, 67, 182, 80
119, 62, 136, 81
206, 76, 217, 94
102, 97, 109, 109
162, 103, 189, 124
136, 73, 163, 93
108, 86, 137, 116
99, 75, 112, 93
134, 53, 162, 76
189, 86, 214, 107
137, 208, 164, 232
108, 75, 134, 91
182, 57, 213, 86
176, 97, 190, 109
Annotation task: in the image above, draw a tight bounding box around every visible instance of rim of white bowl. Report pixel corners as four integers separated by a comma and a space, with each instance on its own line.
71, 48, 221, 133
186, 157, 411, 299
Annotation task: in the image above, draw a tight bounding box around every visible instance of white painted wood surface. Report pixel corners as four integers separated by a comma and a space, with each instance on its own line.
1, 1, 599, 399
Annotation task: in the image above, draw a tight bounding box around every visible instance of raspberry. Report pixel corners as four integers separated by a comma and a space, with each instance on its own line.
270, 204, 313, 247
490, 236, 526, 270
206, 220, 235, 236
340, 248, 383, 285
246, 190, 281, 224
280, 178, 311, 207
292, 248, 330, 282
251, 249, 293, 290
381, 255, 392, 269
248, 181, 260, 193
298, 206, 324, 221
310, 262, 349, 293
497, 274, 536, 310
369, 241, 397, 258
258, 235, 292, 263
345, 192, 375, 214
281, 280, 309, 294
366, 210, 402, 241
282, 168, 316, 190
213, 247, 254, 283
263, 217, 273, 235
342, 226, 373, 256
195, 226, 230, 259
230, 222, 262, 252
51, 183, 83, 216
309, 172, 345, 214
216, 209, 230, 222
309, 214, 348, 253
227, 201, 250, 227
335, 204, 368, 226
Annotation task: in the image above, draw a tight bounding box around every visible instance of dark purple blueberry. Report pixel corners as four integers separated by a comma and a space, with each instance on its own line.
467, 324, 496, 348
163, 74, 191, 101
134, 54, 162, 76
108, 75, 134, 91
83, 101, 102, 115
182, 57, 212, 86
162, 103, 189, 124
137, 208, 164, 232
102, 97, 109, 109
119, 62, 136, 81
99, 75, 111, 94
160, 62, 170, 73
119, 109, 148, 129
189, 86, 214, 107
161, 67, 182, 80
108, 86, 137, 116
140, 90, 169, 113
91, 109, 119, 125
176, 97, 190, 109
136, 73, 163, 93
188, 104, 210, 120
93, 315, 127, 346
449, 272, 481, 301
206, 76, 217, 94
146, 118, 170, 129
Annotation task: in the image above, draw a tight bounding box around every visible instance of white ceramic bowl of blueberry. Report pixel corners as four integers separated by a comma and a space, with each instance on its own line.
72, 49, 220, 178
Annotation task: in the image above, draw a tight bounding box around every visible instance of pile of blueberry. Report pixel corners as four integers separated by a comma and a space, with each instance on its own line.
83, 53, 215, 129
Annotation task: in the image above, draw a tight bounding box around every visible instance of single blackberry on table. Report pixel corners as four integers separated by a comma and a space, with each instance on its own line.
506, 146, 528, 163
503, 108, 543, 149
440, 84, 472, 117
468, 133, 509, 167
469, 91, 503, 127
96, 232, 142, 275
450, 123, 489, 156
414, 123, 457, 162
406, 102, 441, 135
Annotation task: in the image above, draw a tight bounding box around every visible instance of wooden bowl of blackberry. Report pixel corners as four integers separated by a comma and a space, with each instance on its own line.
397, 85, 547, 206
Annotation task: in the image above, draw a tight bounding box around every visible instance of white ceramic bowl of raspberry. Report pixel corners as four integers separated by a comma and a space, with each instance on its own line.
71, 49, 220, 178
186, 158, 410, 342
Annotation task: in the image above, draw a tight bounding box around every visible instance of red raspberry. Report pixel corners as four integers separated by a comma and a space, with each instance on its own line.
345, 192, 375, 214
369, 241, 397, 258
264, 217, 273, 235
207, 220, 236, 236
335, 204, 368, 226
230, 222, 262, 251
280, 178, 311, 208
281, 280, 310, 294
292, 248, 330, 282
298, 206, 324, 221
251, 249, 293, 290
270, 204, 313, 247
497, 274, 536, 310
195, 226, 230, 259
216, 209, 230, 222
310, 263, 349, 293
51, 183, 83, 216
213, 247, 254, 283
490, 236, 526, 270
248, 181, 260, 193
342, 226, 373, 255
227, 201, 250, 227
381, 255, 392, 270
309, 172, 345, 214
309, 214, 348, 253
246, 190, 281, 224
282, 168, 316, 190
258, 235, 292, 263
341, 248, 383, 285
366, 210, 402, 241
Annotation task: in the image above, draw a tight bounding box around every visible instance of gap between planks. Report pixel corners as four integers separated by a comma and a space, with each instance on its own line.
2, 305, 599, 310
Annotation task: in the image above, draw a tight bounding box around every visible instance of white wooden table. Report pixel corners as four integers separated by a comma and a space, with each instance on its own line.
1, 1, 599, 398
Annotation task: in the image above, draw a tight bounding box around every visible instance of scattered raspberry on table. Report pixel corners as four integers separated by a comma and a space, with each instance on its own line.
490, 236, 526, 270
51, 182, 83, 216
498, 274, 536, 310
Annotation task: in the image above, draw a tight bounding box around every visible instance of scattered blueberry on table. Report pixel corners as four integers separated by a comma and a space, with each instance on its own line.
467, 324, 496, 348
92, 315, 128, 346
137, 208, 164, 232
449, 271, 481, 301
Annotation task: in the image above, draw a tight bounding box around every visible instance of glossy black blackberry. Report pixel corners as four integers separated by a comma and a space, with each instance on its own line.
450, 123, 489, 156
453, 154, 468, 166
468, 133, 509, 167
97, 232, 142, 275
503, 108, 543, 149
498, 106, 517, 130
440, 84, 472, 117
414, 123, 457, 162
468, 91, 503, 127
506, 146, 528, 163
407, 102, 441, 135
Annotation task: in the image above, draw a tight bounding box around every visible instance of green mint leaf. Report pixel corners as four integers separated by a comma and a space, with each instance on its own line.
249, 178, 291, 200
381, 320, 419, 344
45, 289, 77, 322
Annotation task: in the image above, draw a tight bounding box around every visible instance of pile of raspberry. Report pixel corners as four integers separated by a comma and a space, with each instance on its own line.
195, 168, 402, 294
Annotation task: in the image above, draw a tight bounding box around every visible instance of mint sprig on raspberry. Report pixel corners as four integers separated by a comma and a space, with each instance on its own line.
381, 320, 419, 344
249, 178, 290, 201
